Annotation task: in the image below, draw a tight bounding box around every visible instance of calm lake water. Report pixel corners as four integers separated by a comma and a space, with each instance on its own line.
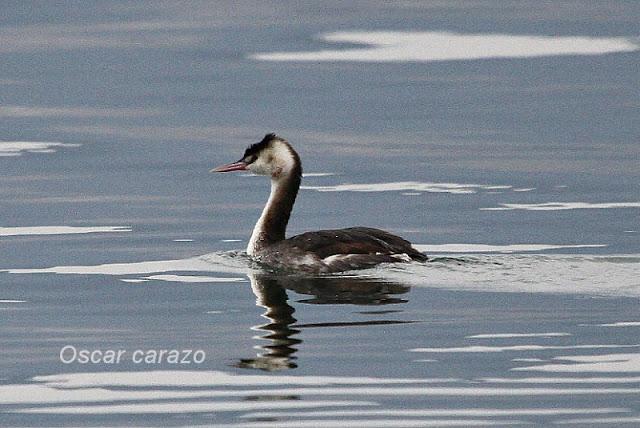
1, 1, 639, 426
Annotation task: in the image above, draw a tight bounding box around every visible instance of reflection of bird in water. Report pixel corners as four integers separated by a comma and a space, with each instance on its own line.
212, 133, 427, 273
235, 273, 301, 371
235, 272, 411, 371
276, 276, 410, 305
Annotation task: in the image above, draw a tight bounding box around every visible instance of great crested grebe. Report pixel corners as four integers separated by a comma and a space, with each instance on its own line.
212, 133, 427, 273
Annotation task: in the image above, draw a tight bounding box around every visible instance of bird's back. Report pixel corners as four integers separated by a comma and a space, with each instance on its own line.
258, 227, 427, 273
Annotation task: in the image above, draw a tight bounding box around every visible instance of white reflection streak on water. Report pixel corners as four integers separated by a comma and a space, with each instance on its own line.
251, 31, 639, 63
414, 244, 606, 253
0, 141, 81, 157
410, 344, 640, 353
301, 181, 511, 194
466, 333, 571, 338
0, 226, 131, 236
240, 408, 628, 418
226, 422, 530, 428
596, 322, 640, 327
18, 400, 378, 416
482, 202, 640, 211
513, 353, 640, 373
3, 369, 637, 426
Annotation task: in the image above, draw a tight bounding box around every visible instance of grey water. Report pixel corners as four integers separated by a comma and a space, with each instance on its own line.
1, 1, 640, 426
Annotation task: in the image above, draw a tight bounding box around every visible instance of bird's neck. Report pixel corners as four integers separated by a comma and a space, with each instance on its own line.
247, 171, 301, 256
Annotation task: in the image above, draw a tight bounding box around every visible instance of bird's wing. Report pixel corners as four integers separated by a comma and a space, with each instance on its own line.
283, 227, 427, 261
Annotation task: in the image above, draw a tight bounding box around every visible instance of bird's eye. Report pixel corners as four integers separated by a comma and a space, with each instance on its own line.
244, 155, 257, 164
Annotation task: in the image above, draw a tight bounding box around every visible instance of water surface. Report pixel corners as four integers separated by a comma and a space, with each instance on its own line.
1, 1, 639, 426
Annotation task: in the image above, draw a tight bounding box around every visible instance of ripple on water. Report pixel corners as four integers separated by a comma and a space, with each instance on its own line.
3, 250, 640, 297
1, 368, 635, 425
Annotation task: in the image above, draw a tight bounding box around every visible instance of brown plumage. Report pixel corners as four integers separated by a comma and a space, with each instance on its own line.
279, 227, 427, 260
213, 134, 427, 273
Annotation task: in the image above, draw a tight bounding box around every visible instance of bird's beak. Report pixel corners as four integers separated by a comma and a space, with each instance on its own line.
210, 160, 248, 173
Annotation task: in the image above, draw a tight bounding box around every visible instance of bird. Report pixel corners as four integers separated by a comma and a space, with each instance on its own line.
212, 133, 427, 273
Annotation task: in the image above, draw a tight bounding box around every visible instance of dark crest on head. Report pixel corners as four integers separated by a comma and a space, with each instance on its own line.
242, 133, 279, 161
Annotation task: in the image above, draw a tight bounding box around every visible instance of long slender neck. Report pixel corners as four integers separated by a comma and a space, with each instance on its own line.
247, 171, 301, 256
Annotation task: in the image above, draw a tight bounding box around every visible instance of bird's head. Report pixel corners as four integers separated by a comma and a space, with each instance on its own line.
212, 133, 301, 179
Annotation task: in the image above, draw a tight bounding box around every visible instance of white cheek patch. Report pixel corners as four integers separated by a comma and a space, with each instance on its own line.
248, 152, 272, 175
246, 141, 296, 177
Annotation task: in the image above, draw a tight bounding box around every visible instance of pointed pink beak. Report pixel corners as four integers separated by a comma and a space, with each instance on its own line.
210, 161, 248, 173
